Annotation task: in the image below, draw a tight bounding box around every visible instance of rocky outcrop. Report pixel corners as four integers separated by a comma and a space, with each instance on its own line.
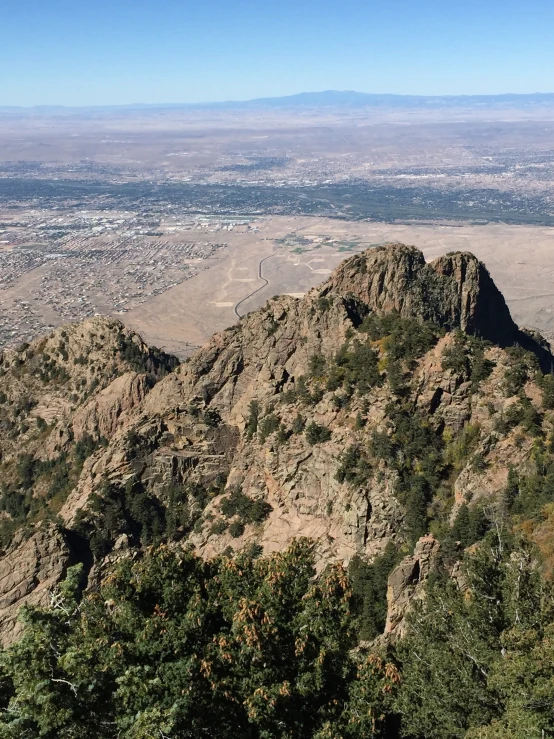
384, 535, 441, 639
0, 243, 553, 645
54, 245, 554, 570
0, 523, 76, 645
71, 371, 149, 442
324, 244, 518, 345
0, 316, 178, 465
431, 251, 516, 345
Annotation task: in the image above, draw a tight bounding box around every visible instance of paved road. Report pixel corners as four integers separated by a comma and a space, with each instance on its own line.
233, 254, 274, 318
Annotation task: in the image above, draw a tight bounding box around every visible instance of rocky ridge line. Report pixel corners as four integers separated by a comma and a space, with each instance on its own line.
0, 243, 552, 643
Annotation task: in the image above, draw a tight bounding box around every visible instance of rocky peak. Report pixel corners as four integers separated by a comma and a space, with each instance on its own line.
1, 243, 554, 645
384, 535, 441, 639
431, 251, 516, 345
321, 243, 518, 346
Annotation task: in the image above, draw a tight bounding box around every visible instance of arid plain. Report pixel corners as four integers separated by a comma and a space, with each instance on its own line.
124, 217, 554, 355
2, 96, 554, 354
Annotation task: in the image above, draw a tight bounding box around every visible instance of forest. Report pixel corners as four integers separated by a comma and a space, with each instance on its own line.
0, 529, 552, 739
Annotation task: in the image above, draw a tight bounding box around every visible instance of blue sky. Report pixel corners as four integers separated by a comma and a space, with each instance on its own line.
1, 0, 554, 106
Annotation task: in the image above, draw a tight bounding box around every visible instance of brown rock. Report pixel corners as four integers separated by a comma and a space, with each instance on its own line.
324, 244, 517, 344
0, 523, 75, 645
385, 535, 440, 638
72, 371, 148, 441
2, 242, 554, 645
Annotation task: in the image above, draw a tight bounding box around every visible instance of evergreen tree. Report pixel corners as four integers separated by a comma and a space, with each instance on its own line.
0, 542, 399, 739
395, 535, 551, 739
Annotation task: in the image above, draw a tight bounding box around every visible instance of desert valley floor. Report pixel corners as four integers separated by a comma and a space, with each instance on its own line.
120, 216, 554, 356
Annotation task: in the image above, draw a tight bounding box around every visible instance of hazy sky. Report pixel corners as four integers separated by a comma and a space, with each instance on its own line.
2, 0, 554, 106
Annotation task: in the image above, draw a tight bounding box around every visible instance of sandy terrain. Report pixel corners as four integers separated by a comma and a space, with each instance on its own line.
125, 216, 554, 356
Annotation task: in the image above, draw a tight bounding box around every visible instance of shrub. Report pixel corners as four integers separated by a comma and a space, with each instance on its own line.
258, 412, 280, 443
219, 489, 272, 525
245, 400, 260, 438
361, 311, 441, 363
203, 408, 221, 427
503, 402, 525, 429
295, 376, 323, 406
442, 332, 495, 388
308, 353, 326, 378
291, 413, 305, 434
280, 388, 297, 404
229, 521, 245, 538
521, 399, 543, 436
305, 422, 332, 445
538, 372, 554, 409
332, 392, 349, 410
442, 333, 469, 375
368, 406, 446, 544
336, 445, 372, 485
503, 346, 537, 397
276, 424, 290, 444
444, 424, 481, 470
333, 340, 381, 394
210, 519, 228, 535
36, 416, 47, 432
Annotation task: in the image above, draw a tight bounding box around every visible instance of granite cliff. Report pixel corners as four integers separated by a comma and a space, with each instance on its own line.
0, 243, 552, 643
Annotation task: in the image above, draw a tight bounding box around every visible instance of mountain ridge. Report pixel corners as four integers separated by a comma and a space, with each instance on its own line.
0, 243, 553, 647
2, 90, 554, 114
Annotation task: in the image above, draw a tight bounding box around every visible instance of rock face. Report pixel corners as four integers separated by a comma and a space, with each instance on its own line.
324, 244, 518, 345
71, 372, 149, 442
430, 251, 516, 345
0, 243, 551, 644
384, 535, 441, 639
0, 523, 76, 645
0, 316, 178, 465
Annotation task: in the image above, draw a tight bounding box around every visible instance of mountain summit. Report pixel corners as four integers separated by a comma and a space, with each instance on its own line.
322, 244, 517, 344
0, 243, 552, 645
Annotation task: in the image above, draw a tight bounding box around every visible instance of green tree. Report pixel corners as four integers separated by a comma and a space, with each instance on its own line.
349, 544, 402, 640
395, 536, 549, 739
465, 622, 554, 739
0, 541, 400, 738
539, 372, 554, 410
291, 413, 306, 434
246, 400, 260, 439
305, 422, 332, 445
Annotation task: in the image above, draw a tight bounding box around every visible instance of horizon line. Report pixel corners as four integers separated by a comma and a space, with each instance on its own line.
2, 89, 554, 111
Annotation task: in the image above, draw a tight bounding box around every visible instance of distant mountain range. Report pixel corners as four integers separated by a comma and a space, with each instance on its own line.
212, 89, 554, 109
2, 89, 554, 113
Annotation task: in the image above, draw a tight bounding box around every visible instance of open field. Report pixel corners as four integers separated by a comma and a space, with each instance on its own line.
3, 206, 554, 356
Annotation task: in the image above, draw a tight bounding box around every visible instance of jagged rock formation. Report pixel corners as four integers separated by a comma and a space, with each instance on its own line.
0, 316, 178, 463
71, 371, 150, 442
0, 243, 552, 643
0, 523, 77, 644
384, 534, 441, 638
325, 245, 517, 344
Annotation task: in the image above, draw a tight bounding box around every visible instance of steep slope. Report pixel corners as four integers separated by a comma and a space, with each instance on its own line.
324, 245, 517, 344
0, 243, 553, 644
0, 317, 178, 641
